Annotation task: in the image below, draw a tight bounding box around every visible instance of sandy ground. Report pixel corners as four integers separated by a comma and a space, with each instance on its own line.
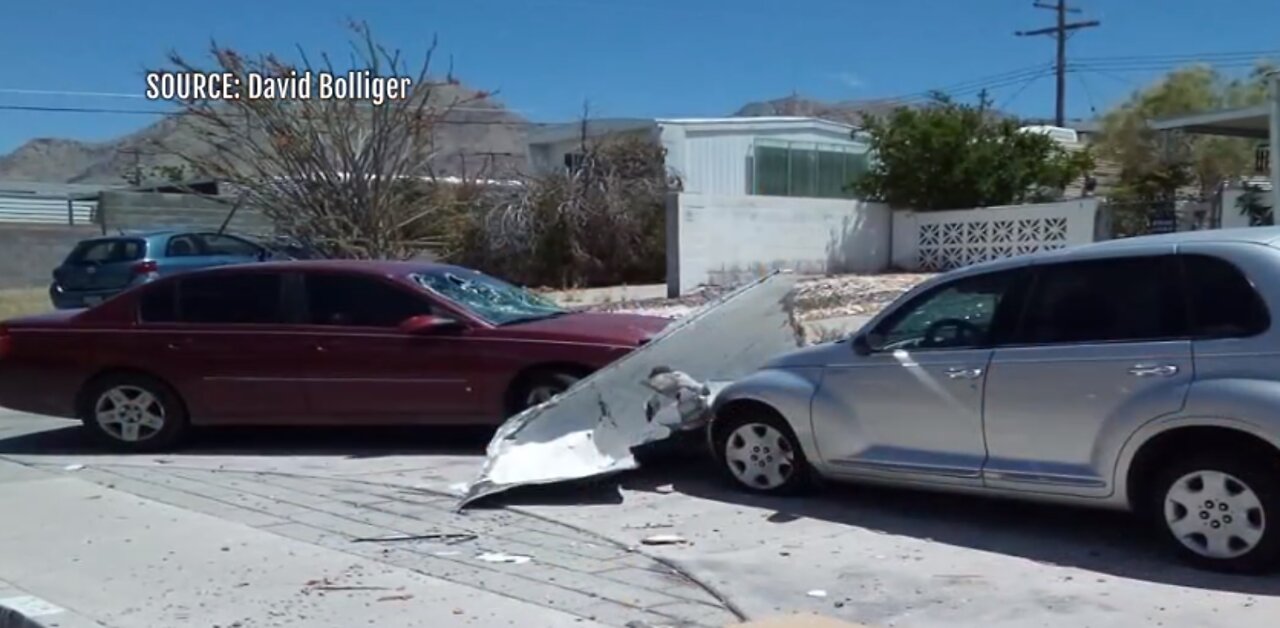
579, 274, 935, 322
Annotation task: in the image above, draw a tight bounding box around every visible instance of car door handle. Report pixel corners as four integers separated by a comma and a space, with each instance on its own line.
1128, 364, 1178, 377
944, 367, 984, 380
165, 338, 193, 350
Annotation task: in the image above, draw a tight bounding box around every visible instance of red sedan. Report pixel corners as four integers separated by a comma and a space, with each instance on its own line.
0, 261, 670, 451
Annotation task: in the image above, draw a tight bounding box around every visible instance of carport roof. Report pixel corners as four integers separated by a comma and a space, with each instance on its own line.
1148, 104, 1271, 139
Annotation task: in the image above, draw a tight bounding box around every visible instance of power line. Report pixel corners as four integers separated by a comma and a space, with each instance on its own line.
1016, 0, 1101, 126
1073, 71, 1098, 116
0, 88, 146, 99
1078, 67, 1139, 90
1073, 49, 1280, 64
1070, 60, 1275, 73
0, 103, 532, 124
871, 63, 1054, 104
998, 71, 1049, 112
0, 88, 523, 114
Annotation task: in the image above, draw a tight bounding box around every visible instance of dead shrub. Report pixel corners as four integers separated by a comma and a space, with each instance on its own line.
441, 136, 679, 287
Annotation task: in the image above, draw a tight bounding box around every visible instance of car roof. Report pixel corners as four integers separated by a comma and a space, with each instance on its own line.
77, 229, 255, 244
171, 259, 473, 278
920, 226, 1280, 285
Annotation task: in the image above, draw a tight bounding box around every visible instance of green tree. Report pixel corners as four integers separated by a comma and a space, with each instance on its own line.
851, 92, 1091, 211
1098, 62, 1274, 200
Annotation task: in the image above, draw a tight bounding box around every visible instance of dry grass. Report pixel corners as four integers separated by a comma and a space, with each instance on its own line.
0, 288, 51, 321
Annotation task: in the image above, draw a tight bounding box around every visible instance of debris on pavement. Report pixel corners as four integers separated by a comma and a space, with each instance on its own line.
639, 534, 688, 546
458, 272, 802, 508
350, 533, 476, 544
62, 464, 85, 471
653, 484, 675, 494
727, 615, 870, 627
584, 273, 932, 323
806, 590, 829, 598
643, 367, 713, 430
475, 552, 532, 564
376, 594, 415, 602
623, 522, 674, 530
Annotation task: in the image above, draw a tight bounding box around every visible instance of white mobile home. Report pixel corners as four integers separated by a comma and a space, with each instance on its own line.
525, 116, 871, 200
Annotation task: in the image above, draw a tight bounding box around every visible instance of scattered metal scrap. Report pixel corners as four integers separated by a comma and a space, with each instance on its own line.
350, 532, 477, 544
457, 272, 802, 508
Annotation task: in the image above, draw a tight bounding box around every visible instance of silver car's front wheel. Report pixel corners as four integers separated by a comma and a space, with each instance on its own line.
1152, 453, 1280, 573
725, 423, 795, 489
714, 408, 809, 494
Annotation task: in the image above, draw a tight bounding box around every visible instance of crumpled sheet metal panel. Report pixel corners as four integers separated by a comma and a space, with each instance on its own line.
457, 272, 802, 508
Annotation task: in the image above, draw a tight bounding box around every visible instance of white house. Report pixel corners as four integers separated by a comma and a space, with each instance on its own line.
525, 116, 871, 199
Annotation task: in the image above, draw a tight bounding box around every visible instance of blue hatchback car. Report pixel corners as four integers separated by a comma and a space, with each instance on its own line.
49, 230, 279, 310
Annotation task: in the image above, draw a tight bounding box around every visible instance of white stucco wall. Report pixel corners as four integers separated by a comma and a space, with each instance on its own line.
666, 192, 891, 296
890, 199, 1100, 271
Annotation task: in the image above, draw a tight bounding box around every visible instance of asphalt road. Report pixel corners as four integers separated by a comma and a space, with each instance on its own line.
1, 409, 1277, 627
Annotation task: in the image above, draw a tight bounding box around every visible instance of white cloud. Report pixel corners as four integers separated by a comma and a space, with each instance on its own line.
832, 72, 865, 89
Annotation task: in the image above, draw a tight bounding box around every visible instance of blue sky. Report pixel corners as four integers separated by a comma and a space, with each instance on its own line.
0, 0, 1277, 153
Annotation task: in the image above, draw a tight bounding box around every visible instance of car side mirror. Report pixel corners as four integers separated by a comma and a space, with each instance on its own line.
852, 332, 882, 356
398, 314, 462, 334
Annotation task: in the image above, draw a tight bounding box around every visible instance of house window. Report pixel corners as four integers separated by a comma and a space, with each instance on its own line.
564, 152, 585, 171
752, 140, 868, 199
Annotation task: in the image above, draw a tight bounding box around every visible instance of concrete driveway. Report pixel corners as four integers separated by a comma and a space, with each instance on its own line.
0, 410, 1276, 628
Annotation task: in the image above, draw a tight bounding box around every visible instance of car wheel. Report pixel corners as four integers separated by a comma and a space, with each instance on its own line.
515, 371, 581, 413
713, 408, 809, 495
1149, 452, 1280, 573
81, 373, 189, 453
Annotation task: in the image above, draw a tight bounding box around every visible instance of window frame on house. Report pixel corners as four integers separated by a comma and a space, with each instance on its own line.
750, 139, 869, 200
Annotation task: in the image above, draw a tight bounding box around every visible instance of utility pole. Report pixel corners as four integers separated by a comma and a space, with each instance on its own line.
1016, 1, 1100, 127
119, 147, 143, 186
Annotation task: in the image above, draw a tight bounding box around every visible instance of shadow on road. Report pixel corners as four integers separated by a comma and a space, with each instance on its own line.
0, 421, 491, 459
612, 456, 1280, 596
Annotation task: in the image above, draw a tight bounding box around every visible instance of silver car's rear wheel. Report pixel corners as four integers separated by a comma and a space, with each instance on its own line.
725, 423, 796, 489
1163, 470, 1266, 560
1150, 452, 1280, 573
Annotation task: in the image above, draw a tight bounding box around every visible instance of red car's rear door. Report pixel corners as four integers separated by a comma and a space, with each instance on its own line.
294, 272, 487, 423
127, 270, 312, 423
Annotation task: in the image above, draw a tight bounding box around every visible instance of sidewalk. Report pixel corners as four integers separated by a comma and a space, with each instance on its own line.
0, 458, 738, 627
0, 460, 617, 627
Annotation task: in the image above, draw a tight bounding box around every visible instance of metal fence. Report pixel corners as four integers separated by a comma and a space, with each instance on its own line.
0, 195, 95, 225
1098, 198, 1212, 239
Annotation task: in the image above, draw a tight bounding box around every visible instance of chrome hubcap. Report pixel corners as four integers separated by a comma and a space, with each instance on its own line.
94, 385, 165, 443
724, 423, 795, 489
1164, 470, 1266, 559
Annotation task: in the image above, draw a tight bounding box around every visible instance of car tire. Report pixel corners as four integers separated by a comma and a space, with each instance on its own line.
712, 407, 810, 495
80, 373, 189, 453
513, 371, 581, 413
1147, 451, 1280, 574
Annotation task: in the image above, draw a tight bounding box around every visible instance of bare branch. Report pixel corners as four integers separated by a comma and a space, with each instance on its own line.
154, 22, 486, 259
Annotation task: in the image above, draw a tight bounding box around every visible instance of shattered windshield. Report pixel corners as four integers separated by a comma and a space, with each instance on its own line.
410, 269, 567, 326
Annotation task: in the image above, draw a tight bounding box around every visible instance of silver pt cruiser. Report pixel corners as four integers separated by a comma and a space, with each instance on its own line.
710, 227, 1280, 573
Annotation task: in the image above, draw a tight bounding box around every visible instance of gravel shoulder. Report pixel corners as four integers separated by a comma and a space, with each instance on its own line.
575, 274, 935, 322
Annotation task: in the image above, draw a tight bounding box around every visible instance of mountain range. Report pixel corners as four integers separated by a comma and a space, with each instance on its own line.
0, 91, 906, 185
